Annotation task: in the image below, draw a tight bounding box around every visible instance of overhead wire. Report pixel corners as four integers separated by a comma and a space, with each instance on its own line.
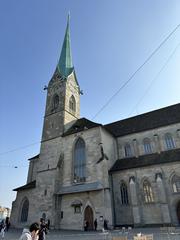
128, 41, 180, 116
0, 141, 40, 157
0, 24, 180, 158
92, 24, 180, 120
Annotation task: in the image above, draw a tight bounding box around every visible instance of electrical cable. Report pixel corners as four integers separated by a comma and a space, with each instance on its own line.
92, 24, 180, 120
0, 24, 180, 157
129, 41, 180, 116
0, 141, 40, 157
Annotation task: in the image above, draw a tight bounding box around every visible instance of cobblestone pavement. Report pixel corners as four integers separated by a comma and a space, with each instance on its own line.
2, 228, 180, 240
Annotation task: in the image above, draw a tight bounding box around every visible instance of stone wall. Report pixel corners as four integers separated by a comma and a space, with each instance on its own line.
117, 123, 180, 158
112, 161, 180, 226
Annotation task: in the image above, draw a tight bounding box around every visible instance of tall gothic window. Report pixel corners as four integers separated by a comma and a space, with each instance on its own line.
20, 198, 29, 222
74, 138, 86, 183
172, 175, 180, 193
143, 180, 154, 203
165, 133, 175, 150
120, 182, 129, 205
53, 94, 59, 110
69, 95, 76, 113
143, 138, 152, 154
124, 143, 132, 157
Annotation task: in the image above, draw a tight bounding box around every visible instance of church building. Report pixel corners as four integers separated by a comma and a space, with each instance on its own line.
10, 16, 180, 229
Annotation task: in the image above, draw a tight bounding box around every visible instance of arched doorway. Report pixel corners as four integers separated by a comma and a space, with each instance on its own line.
20, 198, 29, 222
84, 206, 93, 230
177, 201, 180, 224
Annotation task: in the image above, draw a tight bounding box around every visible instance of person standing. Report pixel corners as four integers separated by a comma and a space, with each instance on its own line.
5, 217, 10, 232
39, 219, 47, 240
84, 220, 87, 231
103, 219, 108, 230
47, 219, 50, 230
19, 222, 39, 240
94, 218, 97, 231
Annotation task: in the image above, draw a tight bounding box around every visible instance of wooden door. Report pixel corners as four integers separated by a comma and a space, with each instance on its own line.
84, 206, 93, 230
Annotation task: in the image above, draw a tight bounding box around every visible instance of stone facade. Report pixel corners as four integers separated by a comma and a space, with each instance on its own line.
10, 18, 180, 229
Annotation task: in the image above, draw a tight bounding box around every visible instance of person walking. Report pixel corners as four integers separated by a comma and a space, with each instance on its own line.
0, 220, 5, 238
19, 222, 39, 240
94, 218, 97, 231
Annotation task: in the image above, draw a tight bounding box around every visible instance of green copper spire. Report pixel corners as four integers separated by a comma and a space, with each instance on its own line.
57, 14, 74, 78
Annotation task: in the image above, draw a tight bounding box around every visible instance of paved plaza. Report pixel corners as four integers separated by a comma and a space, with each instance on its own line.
2, 228, 180, 240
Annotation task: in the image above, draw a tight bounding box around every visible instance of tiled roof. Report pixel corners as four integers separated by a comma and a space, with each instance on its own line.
109, 149, 180, 172
13, 181, 36, 191
104, 103, 180, 137
63, 118, 101, 136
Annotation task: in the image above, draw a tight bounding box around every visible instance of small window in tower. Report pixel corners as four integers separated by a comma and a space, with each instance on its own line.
52, 94, 59, 110
69, 95, 76, 113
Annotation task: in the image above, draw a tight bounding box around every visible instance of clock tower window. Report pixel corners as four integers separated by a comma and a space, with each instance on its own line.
69, 95, 76, 113
52, 94, 59, 111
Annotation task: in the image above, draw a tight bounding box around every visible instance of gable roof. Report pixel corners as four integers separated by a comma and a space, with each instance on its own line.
28, 154, 39, 161
104, 103, 180, 137
13, 181, 36, 191
63, 118, 102, 137
109, 149, 180, 172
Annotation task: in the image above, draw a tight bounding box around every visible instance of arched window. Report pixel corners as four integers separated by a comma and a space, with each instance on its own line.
69, 95, 76, 112
143, 138, 152, 154
20, 198, 29, 222
143, 180, 154, 203
120, 182, 129, 205
52, 94, 59, 110
74, 138, 86, 183
165, 133, 175, 150
171, 175, 180, 193
124, 143, 132, 157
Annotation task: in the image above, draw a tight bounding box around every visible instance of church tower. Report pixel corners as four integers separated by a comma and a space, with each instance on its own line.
42, 15, 80, 141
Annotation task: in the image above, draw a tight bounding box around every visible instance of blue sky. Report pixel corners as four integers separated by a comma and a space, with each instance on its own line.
0, 0, 180, 208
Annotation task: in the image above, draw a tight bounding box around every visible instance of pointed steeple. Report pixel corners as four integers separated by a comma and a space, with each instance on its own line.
57, 14, 74, 78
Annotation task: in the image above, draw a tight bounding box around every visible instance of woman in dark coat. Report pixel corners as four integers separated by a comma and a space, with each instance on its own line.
38, 220, 47, 240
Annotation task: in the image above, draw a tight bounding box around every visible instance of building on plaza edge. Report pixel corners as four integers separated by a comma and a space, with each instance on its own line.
10, 16, 180, 229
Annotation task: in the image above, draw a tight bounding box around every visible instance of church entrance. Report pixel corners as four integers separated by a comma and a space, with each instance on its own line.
84, 206, 94, 230
177, 201, 180, 224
